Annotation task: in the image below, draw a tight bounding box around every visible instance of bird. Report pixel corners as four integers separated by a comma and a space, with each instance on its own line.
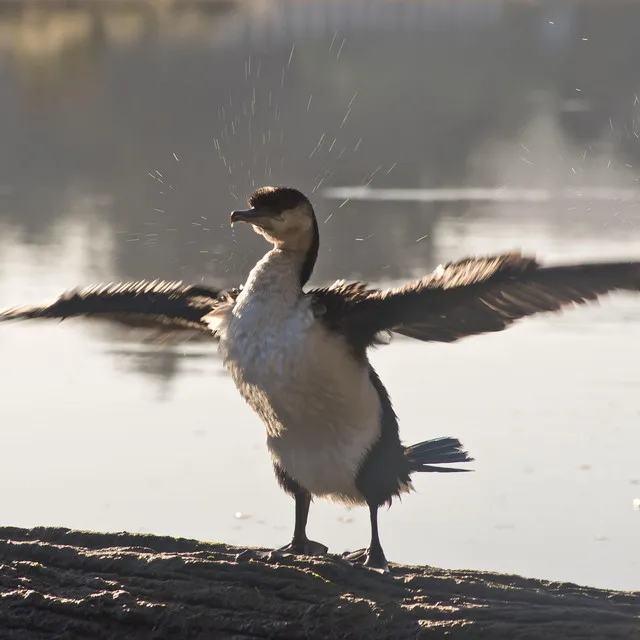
2, 185, 640, 572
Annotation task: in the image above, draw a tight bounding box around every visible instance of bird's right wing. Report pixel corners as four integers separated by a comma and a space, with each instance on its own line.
0, 280, 241, 340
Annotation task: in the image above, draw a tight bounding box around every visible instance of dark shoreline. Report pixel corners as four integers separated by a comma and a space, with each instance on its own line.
0, 526, 637, 639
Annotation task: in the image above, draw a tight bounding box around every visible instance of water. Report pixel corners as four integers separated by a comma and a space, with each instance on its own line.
0, 1, 639, 591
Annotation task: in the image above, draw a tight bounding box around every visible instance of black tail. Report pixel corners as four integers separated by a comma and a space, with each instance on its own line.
405, 437, 473, 473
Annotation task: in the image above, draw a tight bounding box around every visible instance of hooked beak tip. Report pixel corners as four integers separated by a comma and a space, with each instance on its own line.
230, 207, 270, 228
230, 209, 248, 226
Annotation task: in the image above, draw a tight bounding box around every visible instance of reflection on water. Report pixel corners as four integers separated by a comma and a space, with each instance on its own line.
0, 1, 639, 591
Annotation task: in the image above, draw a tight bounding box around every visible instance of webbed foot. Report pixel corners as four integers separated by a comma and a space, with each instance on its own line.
235, 538, 328, 564
235, 548, 282, 563
342, 547, 390, 574
278, 538, 328, 556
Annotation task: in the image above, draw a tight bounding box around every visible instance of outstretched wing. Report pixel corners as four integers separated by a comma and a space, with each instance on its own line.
0, 280, 241, 339
309, 253, 640, 352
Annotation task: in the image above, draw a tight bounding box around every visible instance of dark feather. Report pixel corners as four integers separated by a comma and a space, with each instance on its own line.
405, 437, 474, 472
355, 366, 411, 507
0, 280, 242, 337
248, 186, 310, 213
308, 253, 640, 350
299, 214, 319, 288
355, 370, 473, 506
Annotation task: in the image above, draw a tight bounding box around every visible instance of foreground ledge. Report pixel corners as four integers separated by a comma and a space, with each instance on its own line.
0, 527, 637, 639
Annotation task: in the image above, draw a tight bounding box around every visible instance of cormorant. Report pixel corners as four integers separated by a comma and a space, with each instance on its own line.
3, 185, 640, 571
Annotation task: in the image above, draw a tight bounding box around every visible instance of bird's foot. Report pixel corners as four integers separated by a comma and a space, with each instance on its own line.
235, 548, 282, 563
278, 537, 328, 556
235, 538, 328, 564
342, 547, 390, 574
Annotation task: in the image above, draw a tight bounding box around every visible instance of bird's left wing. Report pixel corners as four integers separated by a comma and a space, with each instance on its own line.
0, 280, 241, 340
308, 252, 640, 350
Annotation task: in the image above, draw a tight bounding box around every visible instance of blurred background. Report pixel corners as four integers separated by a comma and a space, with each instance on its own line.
0, 0, 639, 591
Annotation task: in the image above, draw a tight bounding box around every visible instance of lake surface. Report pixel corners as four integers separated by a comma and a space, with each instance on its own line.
0, 0, 639, 591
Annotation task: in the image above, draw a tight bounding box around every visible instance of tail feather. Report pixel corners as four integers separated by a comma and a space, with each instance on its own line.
406, 437, 473, 473
407, 437, 465, 456
413, 464, 473, 473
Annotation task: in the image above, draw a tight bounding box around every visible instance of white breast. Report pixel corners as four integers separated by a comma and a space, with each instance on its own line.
218, 290, 381, 505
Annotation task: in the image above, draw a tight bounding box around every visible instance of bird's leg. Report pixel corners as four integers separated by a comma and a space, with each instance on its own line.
343, 502, 390, 573
278, 490, 328, 556
235, 490, 326, 564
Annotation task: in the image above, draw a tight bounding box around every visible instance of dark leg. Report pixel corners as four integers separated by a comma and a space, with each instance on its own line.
343, 502, 389, 573
278, 489, 328, 556
344, 368, 411, 573
236, 482, 327, 564
366, 502, 389, 571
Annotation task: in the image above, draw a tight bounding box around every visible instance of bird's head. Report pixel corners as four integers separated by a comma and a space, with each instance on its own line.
230, 186, 317, 251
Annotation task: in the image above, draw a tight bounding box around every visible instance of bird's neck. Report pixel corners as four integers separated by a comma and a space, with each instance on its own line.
237, 248, 307, 311
298, 217, 319, 287
261, 218, 319, 287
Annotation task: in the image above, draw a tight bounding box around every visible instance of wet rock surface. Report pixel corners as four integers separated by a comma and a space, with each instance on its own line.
0, 526, 637, 639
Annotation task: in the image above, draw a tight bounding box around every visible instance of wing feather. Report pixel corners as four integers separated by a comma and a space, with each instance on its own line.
0, 280, 242, 339
308, 253, 640, 351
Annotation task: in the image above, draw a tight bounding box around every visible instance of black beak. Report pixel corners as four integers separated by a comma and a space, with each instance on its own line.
230, 207, 270, 226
